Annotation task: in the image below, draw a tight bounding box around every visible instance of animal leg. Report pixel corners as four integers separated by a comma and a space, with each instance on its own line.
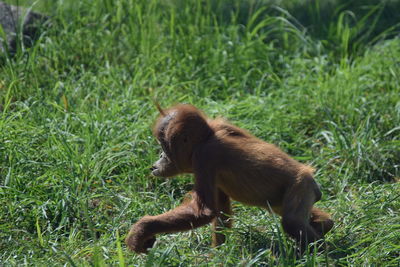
281, 175, 321, 250
212, 189, 232, 247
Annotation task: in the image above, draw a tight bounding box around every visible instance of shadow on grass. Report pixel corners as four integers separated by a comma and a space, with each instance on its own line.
211, 0, 400, 39
207, 0, 400, 59
235, 225, 356, 263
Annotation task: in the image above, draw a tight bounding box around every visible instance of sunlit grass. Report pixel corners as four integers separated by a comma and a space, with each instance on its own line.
1, 0, 399, 266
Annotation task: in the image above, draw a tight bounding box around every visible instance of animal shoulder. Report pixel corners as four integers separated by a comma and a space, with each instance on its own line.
210, 119, 252, 139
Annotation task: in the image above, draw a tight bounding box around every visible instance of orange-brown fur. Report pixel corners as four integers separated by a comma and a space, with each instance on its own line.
125, 104, 333, 253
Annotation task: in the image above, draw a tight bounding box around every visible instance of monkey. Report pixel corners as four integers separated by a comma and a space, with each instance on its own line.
125, 104, 333, 253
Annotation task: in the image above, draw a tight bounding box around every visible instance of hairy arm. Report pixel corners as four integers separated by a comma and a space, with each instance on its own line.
126, 156, 217, 253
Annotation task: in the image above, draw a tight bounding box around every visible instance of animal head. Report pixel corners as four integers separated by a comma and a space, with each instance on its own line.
151, 104, 212, 177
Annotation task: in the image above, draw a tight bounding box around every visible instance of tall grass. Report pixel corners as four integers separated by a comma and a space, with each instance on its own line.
1, 0, 399, 266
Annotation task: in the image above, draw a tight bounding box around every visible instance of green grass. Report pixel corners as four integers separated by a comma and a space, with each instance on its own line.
1, 0, 399, 266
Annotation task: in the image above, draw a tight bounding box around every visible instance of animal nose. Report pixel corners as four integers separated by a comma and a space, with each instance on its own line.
150, 165, 157, 171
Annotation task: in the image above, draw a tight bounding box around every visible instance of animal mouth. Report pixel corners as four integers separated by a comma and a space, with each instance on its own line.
150, 166, 161, 176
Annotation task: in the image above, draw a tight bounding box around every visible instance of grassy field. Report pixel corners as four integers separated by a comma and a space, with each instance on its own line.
1, 0, 399, 266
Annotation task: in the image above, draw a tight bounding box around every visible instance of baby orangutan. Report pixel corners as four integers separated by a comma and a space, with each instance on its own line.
126, 104, 333, 253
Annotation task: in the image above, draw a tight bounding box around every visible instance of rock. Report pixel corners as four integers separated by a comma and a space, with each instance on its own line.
0, 1, 49, 55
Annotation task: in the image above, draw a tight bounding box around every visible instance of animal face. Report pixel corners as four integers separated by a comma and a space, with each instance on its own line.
151, 151, 179, 177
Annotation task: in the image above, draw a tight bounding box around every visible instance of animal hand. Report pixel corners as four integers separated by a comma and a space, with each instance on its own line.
125, 219, 156, 253
126, 234, 156, 253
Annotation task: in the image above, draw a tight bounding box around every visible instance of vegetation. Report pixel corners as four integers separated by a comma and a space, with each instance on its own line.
1, 0, 399, 266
